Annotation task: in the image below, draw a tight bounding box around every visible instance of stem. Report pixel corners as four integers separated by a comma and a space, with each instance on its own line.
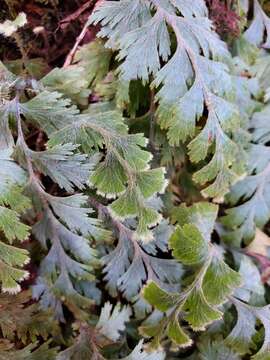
63, 19, 89, 67
15, 96, 48, 204
149, 89, 156, 152
63, 0, 104, 67
59, 0, 93, 29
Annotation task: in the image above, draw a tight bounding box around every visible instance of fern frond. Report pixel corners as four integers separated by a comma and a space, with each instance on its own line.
142, 202, 241, 348
90, 0, 243, 198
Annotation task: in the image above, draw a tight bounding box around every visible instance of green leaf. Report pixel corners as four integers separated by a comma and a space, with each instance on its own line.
183, 287, 222, 331
169, 224, 209, 265
143, 202, 241, 349
91, 0, 242, 197
167, 315, 192, 347
41, 66, 90, 106
0, 207, 29, 243
90, 152, 127, 197
20, 91, 79, 135
45, 103, 166, 240
142, 281, 178, 312
202, 255, 242, 306
73, 39, 112, 86
171, 202, 218, 241
0, 149, 30, 294
0, 242, 29, 294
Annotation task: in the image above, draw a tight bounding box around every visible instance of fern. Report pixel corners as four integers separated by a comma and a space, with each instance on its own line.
0, 290, 60, 343
0, 147, 30, 294
90, 0, 243, 198
244, 0, 270, 48
0, 341, 58, 360
2, 0, 270, 358
94, 202, 183, 318
226, 297, 270, 359
222, 74, 270, 244
57, 302, 165, 359
142, 202, 242, 347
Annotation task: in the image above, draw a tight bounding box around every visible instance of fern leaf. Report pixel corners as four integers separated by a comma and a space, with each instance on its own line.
41, 66, 91, 106
0, 243, 29, 294
47, 105, 167, 240
0, 290, 60, 343
90, 0, 243, 197
121, 340, 165, 360
102, 218, 182, 318
226, 297, 270, 359
73, 39, 112, 87
222, 105, 270, 244
17, 143, 99, 193
20, 91, 79, 135
32, 197, 106, 319
96, 302, 132, 342
57, 303, 165, 360
0, 340, 58, 360
0, 148, 30, 294
142, 202, 241, 348
245, 0, 270, 49
198, 339, 241, 360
